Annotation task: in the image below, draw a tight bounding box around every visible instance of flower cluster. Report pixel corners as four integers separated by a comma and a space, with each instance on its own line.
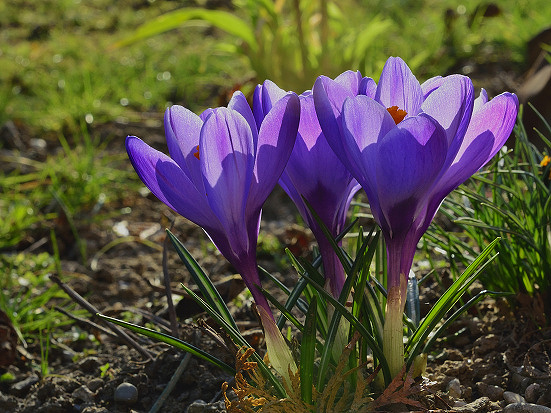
126, 57, 518, 379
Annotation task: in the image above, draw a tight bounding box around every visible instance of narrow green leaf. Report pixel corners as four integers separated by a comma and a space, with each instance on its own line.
114, 8, 258, 51
96, 313, 235, 374
405, 237, 501, 363
166, 229, 238, 331
421, 290, 512, 353
300, 297, 317, 405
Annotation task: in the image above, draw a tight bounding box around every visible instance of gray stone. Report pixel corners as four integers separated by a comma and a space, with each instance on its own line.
451, 397, 490, 413
72, 384, 95, 403
525, 383, 542, 403
504, 391, 526, 404
86, 377, 104, 393
447, 378, 462, 399
503, 402, 551, 413
476, 382, 504, 401
114, 382, 138, 405
186, 400, 226, 413
11, 375, 39, 397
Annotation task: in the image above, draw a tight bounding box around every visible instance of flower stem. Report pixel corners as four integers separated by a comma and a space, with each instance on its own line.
382, 274, 406, 380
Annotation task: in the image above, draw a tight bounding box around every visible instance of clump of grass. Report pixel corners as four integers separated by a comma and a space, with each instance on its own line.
427, 107, 551, 316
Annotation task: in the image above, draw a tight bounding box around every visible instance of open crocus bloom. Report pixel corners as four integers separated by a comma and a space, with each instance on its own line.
314, 57, 518, 376
254, 80, 361, 298
126, 91, 300, 317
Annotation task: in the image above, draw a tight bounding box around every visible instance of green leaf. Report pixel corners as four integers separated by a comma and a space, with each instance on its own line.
166, 229, 238, 331
405, 237, 501, 365
300, 297, 317, 405
96, 313, 235, 374
114, 8, 258, 51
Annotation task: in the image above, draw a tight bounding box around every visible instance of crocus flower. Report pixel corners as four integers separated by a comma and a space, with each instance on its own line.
253, 79, 361, 298
314, 57, 518, 377
126, 91, 300, 318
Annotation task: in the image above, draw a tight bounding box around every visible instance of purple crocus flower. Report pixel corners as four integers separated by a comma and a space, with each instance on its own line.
126, 91, 300, 318
314, 57, 518, 376
254, 79, 361, 298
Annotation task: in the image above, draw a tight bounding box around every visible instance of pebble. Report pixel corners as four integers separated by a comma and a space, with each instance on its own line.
86, 378, 104, 393
476, 382, 504, 401
72, 385, 95, 403
447, 378, 462, 398
504, 391, 526, 404
451, 397, 490, 413
511, 373, 532, 394
11, 375, 39, 396
114, 382, 138, 405
503, 402, 551, 413
186, 400, 226, 413
525, 383, 541, 403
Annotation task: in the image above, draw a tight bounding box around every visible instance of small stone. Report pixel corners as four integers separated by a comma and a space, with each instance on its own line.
503, 402, 551, 413
73, 384, 95, 403
78, 356, 101, 372
86, 378, 104, 393
114, 382, 138, 405
452, 397, 490, 413
11, 375, 39, 397
186, 400, 226, 413
447, 378, 462, 398
476, 382, 504, 401
511, 373, 531, 394
525, 383, 541, 403
504, 391, 526, 404
537, 391, 551, 406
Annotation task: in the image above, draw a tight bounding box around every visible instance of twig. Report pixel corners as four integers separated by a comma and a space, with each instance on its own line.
54, 306, 118, 339
50, 274, 154, 361
148, 352, 192, 413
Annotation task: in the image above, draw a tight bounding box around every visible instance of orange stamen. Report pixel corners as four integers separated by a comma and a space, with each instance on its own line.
193, 145, 200, 160
387, 106, 407, 124
540, 155, 550, 167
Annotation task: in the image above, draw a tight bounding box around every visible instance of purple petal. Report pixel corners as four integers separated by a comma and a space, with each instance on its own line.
228, 91, 258, 142
341, 95, 396, 188
199, 108, 215, 122
282, 94, 360, 227
164, 105, 204, 189
333, 70, 364, 95
375, 115, 448, 237
248, 93, 300, 212
474, 88, 489, 112
375, 56, 423, 116
313, 75, 359, 157
360, 77, 377, 98
421, 75, 474, 147
252, 79, 287, 127
465, 92, 519, 161
421, 76, 444, 98
200, 108, 255, 252
125, 136, 214, 227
